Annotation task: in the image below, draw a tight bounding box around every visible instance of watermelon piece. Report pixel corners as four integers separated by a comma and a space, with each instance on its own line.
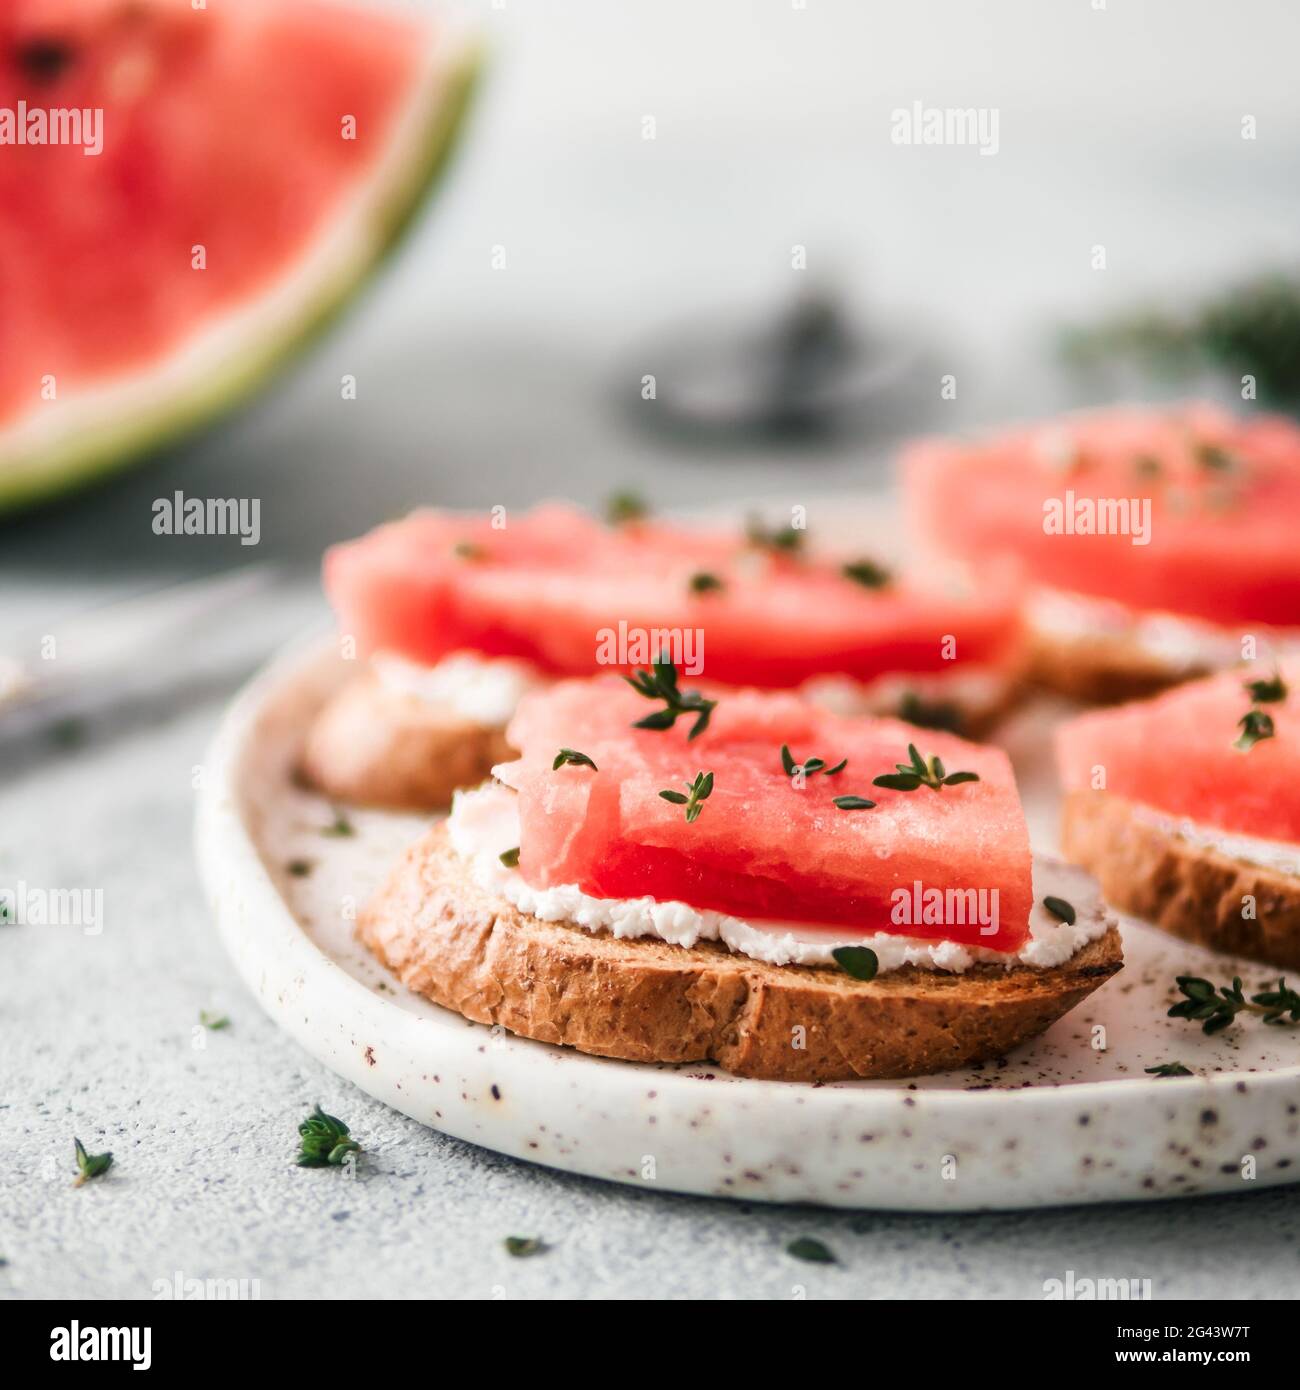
0, 0, 480, 511
902, 403, 1300, 628
497, 677, 1034, 950
1056, 659, 1300, 842
323, 502, 1022, 687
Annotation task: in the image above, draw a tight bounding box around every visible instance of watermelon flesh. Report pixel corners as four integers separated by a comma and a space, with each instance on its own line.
497, 678, 1034, 951
323, 503, 1023, 688
1056, 659, 1300, 842
0, 0, 476, 507
902, 403, 1300, 628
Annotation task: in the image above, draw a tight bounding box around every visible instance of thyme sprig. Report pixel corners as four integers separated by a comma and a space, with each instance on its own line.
296, 1104, 362, 1168
504, 1236, 547, 1257
659, 770, 714, 823
606, 491, 649, 525
624, 651, 716, 740
872, 744, 980, 793
689, 571, 724, 594
780, 745, 849, 780
1234, 708, 1275, 752
832, 945, 878, 981
553, 747, 598, 771
745, 515, 804, 553
841, 559, 892, 589
1168, 975, 1300, 1035
1244, 672, 1288, 704
1235, 670, 1286, 750
73, 1139, 112, 1187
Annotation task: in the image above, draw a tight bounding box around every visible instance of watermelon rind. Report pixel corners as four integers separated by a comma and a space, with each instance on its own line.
0, 33, 483, 516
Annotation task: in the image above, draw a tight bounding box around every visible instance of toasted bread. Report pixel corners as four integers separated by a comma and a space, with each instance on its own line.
358, 823, 1123, 1082
1027, 625, 1205, 704
1062, 789, 1300, 971
300, 672, 513, 811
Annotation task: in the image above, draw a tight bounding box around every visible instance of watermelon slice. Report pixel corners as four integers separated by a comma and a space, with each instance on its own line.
323, 502, 1023, 688
903, 403, 1300, 628
1056, 660, 1300, 842
496, 676, 1034, 951
0, 0, 479, 511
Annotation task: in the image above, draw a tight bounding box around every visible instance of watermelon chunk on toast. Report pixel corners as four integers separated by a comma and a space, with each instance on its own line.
358, 675, 1122, 1081
1058, 660, 1300, 969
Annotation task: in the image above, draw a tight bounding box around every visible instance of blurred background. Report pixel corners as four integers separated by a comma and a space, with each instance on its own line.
6, 0, 1300, 632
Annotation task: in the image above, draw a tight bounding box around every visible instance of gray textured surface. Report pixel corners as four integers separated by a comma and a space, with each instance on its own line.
5, 0, 1300, 1301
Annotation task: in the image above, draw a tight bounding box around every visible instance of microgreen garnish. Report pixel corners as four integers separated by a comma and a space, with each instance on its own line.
1193, 441, 1237, 472
553, 748, 598, 771
745, 515, 804, 553
659, 770, 714, 823
1168, 975, 1300, 1035
1234, 708, 1275, 751
321, 810, 354, 838
606, 491, 649, 525
689, 571, 724, 594
841, 559, 892, 589
787, 1237, 836, 1264
499, 847, 521, 868
1145, 1062, 1193, 1077
872, 744, 980, 793
1042, 896, 1076, 926
199, 1010, 230, 1031
1244, 672, 1288, 704
832, 795, 876, 811
504, 1236, 547, 1258
453, 540, 485, 560
296, 1104, 362, 1168
624, 650, 717, 740
73, 1139, 112, 1188
832, 945, 878, 981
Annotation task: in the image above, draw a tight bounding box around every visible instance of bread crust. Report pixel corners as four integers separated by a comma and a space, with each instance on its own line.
300, 672, 513, 810
1061, 790, 1300, 970
357, 823, 1123, 1082
1027, 625, 1201, 704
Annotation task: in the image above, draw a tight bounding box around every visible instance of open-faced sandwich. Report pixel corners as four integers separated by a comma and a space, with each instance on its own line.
1058, 660, 1300, 970
303, 500, 1025, 809
358, 666, 1122, 1081
902, 403, 1300, 702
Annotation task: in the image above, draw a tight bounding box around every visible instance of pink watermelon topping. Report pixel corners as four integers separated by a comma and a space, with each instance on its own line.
0, 0, 433, 424
323, 502, 1022, 687
1056, 659, 1300, 842
496, 677, 1034, 951
902, 403, 1300, 628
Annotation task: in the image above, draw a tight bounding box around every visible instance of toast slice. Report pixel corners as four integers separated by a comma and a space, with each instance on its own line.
1062, 789, 1300, 970
1027, 624, 1205, 704
301, 671, 513, 810
358, 823, 1123, 1082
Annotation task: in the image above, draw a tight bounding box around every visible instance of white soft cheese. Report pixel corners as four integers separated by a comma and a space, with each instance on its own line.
1028, 588, 1300, 674
1130, 807, 1300, 878
800, 666, 1009, 724
448, 782, 1111, 973
372, 651, 541, 726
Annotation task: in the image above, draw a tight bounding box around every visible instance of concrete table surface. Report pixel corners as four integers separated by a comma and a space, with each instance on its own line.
5, 0, 1300, 1300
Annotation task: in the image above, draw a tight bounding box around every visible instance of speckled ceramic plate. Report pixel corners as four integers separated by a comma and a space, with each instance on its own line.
196, 636, 1300, 1211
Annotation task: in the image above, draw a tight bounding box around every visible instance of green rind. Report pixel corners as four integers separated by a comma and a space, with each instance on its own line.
0, 41, 483, 516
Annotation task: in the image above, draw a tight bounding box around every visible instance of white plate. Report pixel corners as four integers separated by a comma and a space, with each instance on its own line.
196, 638, 1300, 1210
